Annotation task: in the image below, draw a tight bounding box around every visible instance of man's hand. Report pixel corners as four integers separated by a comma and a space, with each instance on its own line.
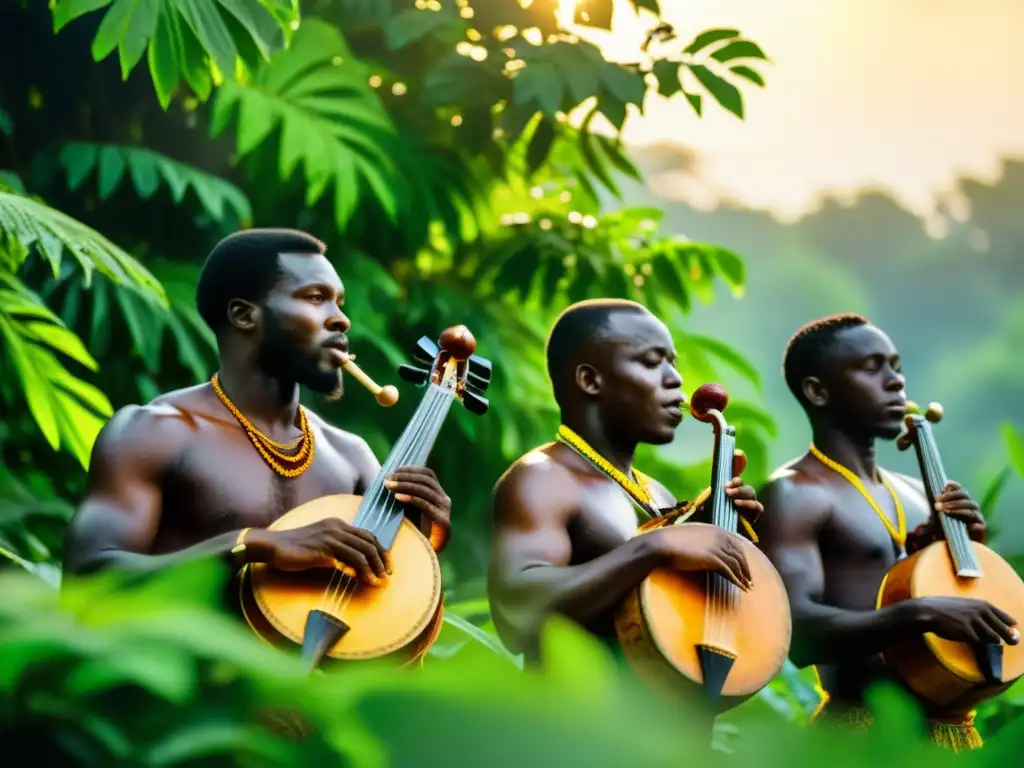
725, 477, 763, 527
247, 519, 389, 584
385, 465, 452, 551
906, 481, 985, 554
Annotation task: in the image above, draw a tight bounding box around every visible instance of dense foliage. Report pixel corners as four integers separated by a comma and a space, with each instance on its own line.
1, 1, 1022, 764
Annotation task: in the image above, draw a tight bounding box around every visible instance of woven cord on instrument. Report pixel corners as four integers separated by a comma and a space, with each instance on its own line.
817, 703, 982, 751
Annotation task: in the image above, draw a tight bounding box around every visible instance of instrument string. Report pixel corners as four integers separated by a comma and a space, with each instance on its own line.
919, 420, 977, 573
331, 385, 452, 616
317, 384, 440, 613
321, 381, 455, 618
705, 431, 739, 650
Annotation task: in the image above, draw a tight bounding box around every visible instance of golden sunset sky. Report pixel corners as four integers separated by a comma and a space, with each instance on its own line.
559, 0, 1024, 223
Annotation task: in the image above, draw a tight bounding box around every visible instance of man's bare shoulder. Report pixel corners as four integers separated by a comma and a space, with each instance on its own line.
491, 444, 581, 527
760, 455, 835, 525
304, 411, 376, 463
88, 391, 205, 480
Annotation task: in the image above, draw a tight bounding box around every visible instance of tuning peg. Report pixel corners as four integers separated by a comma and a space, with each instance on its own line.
905, 401, 920, 415
397, 364, 430, 386
896, 432, 912, 451
467, 369, 490, 393
462, 390, 489, 415
925, 402, 944, 423
414, 336, 438, 365
468, 354, 492, 384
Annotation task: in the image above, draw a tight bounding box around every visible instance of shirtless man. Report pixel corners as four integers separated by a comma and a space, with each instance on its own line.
486, 299, 762, 695
63, 228, 451, 586
757, 313, 1019, 748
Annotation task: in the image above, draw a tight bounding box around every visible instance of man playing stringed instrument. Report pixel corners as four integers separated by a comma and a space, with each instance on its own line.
63, 228, 452, 585
487, 299, 763, 674
758, 313, 1019, 750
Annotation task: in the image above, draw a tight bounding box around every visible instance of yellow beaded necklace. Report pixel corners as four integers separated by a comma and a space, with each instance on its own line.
211, 373, 315, 478
556, 425, 657, 515
809, 443, 906, 550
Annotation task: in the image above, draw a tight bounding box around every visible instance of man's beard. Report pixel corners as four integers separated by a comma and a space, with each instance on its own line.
257, 309, 345, 397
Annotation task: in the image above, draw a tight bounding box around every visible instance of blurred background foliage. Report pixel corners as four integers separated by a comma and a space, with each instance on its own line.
0, 0, 1022, 764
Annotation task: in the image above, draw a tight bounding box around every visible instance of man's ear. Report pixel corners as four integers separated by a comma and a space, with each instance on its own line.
575, 363, 601, 397
227, 299, 259, 332
802, 376, 829, 408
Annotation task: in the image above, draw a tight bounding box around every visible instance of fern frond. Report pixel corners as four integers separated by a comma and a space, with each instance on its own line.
0, 188, 166, 307
58, 142, 252, 225
0, 269, 113, 469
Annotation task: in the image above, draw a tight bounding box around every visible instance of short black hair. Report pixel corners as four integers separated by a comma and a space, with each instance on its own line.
195, 228, 326, 333
782, 313, 869, 404
545, 298, 649, 407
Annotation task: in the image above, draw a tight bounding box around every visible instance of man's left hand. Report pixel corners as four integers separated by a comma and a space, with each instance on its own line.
907, 481, 985, 554
725, 477, 763, 527
386, 466, 451, 551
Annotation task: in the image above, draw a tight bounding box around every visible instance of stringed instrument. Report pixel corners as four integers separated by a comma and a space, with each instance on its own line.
877, 400, 1024, 712
239, 325, 492, 669
614, 383, 792, 713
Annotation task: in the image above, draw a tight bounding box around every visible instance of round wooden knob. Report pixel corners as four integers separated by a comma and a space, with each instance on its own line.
925, 402, 944, 423
689, 382, 729, 422
438, 325, 476, 360
376, 385, 399, 407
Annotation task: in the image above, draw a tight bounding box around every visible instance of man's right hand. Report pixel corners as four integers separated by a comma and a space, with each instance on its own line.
247, 519, 389, 584
649, 525, 753, 591
913, 596, 1020, 646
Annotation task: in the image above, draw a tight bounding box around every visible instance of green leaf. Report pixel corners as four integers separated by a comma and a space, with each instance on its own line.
683, 90, 702, 116
688, 64, 743, 119
514, 61, 564, 117
0, 274, 112, 468
600, 62, 646, 108
683, 28, 739, 54
385, 7, 460, 50
0, 189, 166, 304
527, 118, 556, 176
1002, 423, 1024, 478
52, 0, 294, 106
978, 465, 1011, 522
711, 40, 769, 63
53, 0, 113, 32
652, 60, 681, 98
629, 0, 660, 12
439, 613, 521, 667
59, 142, 252, 223
731, 64, 765, 87
212, 19, 398, 230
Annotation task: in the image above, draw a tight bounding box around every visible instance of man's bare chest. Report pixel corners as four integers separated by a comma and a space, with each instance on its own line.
158, 430, 362, 544
821, 478, 931, 564
569, 480, 670, 563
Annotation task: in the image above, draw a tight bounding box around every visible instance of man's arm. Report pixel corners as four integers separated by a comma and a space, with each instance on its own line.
63, 405, 249, 577
757, 475, 924, 667
486, 457, 670, 656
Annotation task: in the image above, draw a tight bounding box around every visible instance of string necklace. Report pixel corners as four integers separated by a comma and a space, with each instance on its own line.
809, 443, 906, 550
211, 373, 315, 478
556, 425, 658, 517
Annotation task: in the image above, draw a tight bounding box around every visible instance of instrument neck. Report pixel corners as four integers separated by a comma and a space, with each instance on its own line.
909, 417, 948, 510
353, 380, 456, 548
908, 416, 980, 576
708, 414, 739, 536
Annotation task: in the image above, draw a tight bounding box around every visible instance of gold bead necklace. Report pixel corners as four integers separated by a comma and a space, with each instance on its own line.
809, 443, 906, 550
211, 373, 315, 478
556, 425, 657, 515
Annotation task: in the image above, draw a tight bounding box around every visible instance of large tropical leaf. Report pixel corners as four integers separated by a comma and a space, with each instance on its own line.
51, 0, 299, 107
0, 270, 112, 468
0, 187, 166, 305
58, 143, 252, 225
210, 18, 399, 230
